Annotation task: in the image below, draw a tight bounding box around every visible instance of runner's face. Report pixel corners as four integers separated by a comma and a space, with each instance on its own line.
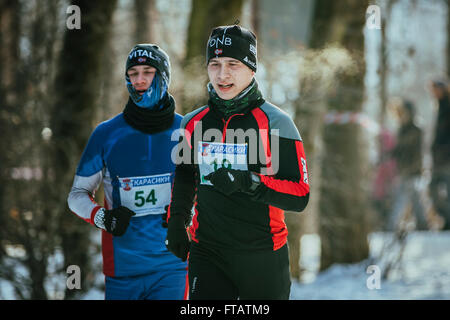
207, 57, 255, 100
127, 65, 157, 95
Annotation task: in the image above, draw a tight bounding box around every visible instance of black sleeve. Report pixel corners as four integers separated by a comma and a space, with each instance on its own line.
168, 132, 196, 224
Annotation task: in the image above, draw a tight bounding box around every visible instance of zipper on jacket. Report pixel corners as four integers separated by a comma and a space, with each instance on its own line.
222, 113, 244, 143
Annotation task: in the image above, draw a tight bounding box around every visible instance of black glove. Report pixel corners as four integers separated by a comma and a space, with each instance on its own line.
204, 167, 253, 195
94, 206, 135, 236
166, 215, 190, 262
163, 205, 192, 228
162, 205, 169, 228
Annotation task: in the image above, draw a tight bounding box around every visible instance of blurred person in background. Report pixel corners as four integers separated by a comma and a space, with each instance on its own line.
372, 126, 398, 229
387, 99, 428, 231
429, 79, 450, 230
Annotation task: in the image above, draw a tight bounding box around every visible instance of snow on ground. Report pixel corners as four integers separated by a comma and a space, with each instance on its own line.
80, 230, 450, 300
290, 231, 450, 300
2, 231, 449, 299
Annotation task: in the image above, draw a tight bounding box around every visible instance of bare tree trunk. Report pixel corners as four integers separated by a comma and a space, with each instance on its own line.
185, 0, 211, 64
0, 0, 66, 299
25, 1, 61, 299
309, 0, 371, 271
379, 5, 388, 127
50, 0, 117, 299
181, 0, 245, 114
287, 0, 331, 280
0, 0, 21, 260
288, 72, 327, 280
185, 0, 244, 62
0, 0, 20, 99
134, 0, 154, 43
378, 0, 397, 128
447, 0, 450, 78
250, 0, 260, 36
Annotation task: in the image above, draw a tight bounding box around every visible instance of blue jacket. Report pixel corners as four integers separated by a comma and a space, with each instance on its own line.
68, 112, 187, 277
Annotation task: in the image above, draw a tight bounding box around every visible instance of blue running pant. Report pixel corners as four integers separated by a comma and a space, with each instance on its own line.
105, 268, 188, 300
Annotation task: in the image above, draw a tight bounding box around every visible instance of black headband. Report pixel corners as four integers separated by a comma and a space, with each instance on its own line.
206, 25, 257, 71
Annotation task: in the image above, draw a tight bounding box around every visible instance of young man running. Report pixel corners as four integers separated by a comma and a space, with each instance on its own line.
166, 26, 310, 300
68, 44, 188, 300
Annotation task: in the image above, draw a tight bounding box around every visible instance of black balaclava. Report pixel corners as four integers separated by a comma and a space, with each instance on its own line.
123, 44, 175, 133
125, 44, 171, 109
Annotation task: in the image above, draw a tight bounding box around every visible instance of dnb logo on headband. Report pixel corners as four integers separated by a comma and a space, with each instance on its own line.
209, 36, 232, 47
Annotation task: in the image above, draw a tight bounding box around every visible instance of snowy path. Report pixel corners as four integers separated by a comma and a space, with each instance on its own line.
290, 231, 450, 300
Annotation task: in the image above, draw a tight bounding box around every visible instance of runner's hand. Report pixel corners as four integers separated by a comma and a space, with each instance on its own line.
204, 167, 252, 195
166, 215, 190, 261
94, 206, 135, 236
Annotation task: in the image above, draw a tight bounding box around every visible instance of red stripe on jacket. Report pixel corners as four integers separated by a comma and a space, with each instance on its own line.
251, 108, 274, 175
251, 108, 309, 197
269, 206, 288, 250
258, 140, 309, 197
102, 200, 115, 277
183, 269, 190, 300
295, 140, 309, 187
252, 108, 292, 250
189, 203, 200, 243
185, 107, 210, 149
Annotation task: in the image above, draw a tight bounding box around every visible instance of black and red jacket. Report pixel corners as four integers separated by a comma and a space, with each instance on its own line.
169, 100, 310, 251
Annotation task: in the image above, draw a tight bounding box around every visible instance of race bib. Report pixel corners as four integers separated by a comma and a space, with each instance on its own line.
118, 173, 171, 216
198, 141, 248, 185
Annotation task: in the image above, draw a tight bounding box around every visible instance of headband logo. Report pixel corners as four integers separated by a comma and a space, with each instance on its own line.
209, 36, 232, 48
129, 49, 160, 62
214, 49, 223, 55
249, 44, 257, 56
243, 56, 256, 68
138, 57, 147, 63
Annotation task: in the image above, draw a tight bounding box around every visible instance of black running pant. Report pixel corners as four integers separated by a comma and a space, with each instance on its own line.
188, 242, 291, 300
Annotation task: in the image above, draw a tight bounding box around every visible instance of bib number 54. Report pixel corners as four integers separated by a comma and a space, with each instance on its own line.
134, 190, 157, 207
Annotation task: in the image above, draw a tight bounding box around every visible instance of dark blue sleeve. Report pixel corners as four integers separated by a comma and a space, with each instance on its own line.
76, 123, 106, 177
